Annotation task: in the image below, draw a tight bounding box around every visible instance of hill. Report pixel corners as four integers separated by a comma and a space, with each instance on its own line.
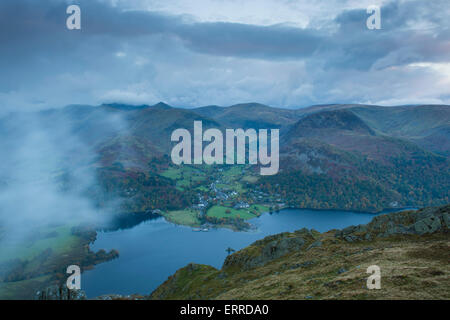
193, 103, 301, 129
1, 103, 448, 214
262, 107, 450, 212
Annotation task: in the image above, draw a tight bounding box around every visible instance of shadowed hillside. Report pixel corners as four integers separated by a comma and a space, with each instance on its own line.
1, 103, 448, 214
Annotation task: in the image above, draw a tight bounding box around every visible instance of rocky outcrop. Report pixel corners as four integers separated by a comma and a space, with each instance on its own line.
94, 294, 146, 300
335, 205, 449, 242
150, 204, 450, 300
35, 285, 87, 300
220, 205, 449, 272
150, 263, 218, 300
223, 228, 316, 271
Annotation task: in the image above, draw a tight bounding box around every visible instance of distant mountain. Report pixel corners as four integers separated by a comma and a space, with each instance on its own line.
43, 103, 221, 167
257, 105, 449, 211
193, 103, 301, 129
284, 109, 375, 138
102, 102, 172, 111
350, 105, 450, 156
1, 102, 448, 212
281, 108, 441, 163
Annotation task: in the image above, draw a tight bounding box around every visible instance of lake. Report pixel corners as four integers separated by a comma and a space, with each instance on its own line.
82, 208, 402, 297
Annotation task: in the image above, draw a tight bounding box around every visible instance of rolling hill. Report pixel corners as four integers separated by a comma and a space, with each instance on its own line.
0, 102, 448, 213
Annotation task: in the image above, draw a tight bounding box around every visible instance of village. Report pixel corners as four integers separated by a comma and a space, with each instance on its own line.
128, 161, 286, 231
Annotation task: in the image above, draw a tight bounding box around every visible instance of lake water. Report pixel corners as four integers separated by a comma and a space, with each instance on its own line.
82, 208, 400, 297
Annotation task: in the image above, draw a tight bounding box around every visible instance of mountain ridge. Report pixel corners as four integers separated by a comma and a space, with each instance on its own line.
1, 102, 448, 212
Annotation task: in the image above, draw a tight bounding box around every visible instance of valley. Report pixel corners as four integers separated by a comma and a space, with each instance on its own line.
0, 102, 449, 299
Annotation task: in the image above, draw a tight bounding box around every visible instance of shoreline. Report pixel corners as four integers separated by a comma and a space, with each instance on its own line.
100, 205, 420, 233
277, 205, 419, 215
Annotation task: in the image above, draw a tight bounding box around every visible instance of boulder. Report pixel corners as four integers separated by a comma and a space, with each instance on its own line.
307, 241, 322, 250
413, 216, 441, 235
443, 213, 450, 229
35, 285, 87, 300
224, 234, 306, 270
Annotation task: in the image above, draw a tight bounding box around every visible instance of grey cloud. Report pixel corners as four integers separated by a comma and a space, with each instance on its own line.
0, 0, 448, 110
329, 0, 450, 70
1, 0, 448, 63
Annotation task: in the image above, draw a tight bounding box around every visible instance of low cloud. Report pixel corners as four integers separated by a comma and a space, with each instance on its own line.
0, 0, 448, 110
0, 108, 127, 248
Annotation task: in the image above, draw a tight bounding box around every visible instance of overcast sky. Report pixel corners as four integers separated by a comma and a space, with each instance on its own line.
0, 0, 449, 111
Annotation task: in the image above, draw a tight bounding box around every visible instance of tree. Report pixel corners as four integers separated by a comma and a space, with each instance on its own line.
226, 247, 235, 255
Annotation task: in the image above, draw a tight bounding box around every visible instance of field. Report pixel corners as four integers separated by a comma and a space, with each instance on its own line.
161, 166, 209, 190
0, 224, 80, 264
162, 210, 202, 227
207, 205, 269, 220
0, 222, 91, 299
0, 275, 52, 300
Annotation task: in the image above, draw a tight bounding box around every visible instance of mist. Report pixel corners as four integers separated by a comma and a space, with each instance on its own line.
0, 107, 126, 249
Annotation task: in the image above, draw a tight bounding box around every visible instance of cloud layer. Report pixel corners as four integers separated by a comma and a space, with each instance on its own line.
0, 0, 449, 110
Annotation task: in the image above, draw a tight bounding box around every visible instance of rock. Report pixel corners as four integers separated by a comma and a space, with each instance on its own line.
186, 263, 201, 274
295, 228, 314, 237
413, 216, 441, 235
380, 224, 412, 237
289, 260, 315, 270
337, 268, 348, 274
443, 213, 450, 229
355, 224, 368, 233
336, 207, 447, 241
94, 294, 145, 300
258, 237, 305, 265
342, 225, 356, 236
370, 214, 390, 232
307, 241, 322, 250
36, 285, 87, 300
223, 234, 306, 270
344, 235, 358, 242
412, 220, 428, 234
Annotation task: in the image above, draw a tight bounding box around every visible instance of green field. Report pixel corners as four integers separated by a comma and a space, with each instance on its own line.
163, 209, 202, 227
0, 222, 89, 299
161, 166, 209, 190
0, 224, 80, 264
0, 275, 52, 300
222, 165, 245, 178
195, 185, 209, 192
206, 205, 269, 220
160, 163, 260, 196
160, 167, 183, 180
242, 175, 258, 183
160, 164, 269, 226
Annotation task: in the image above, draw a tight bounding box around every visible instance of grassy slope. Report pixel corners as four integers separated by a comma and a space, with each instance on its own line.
0, 275, 52, 300
0, 222, 117, 300
151, 235, 449, 300
0, 224, 86, 300
0, 224, 79, 264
